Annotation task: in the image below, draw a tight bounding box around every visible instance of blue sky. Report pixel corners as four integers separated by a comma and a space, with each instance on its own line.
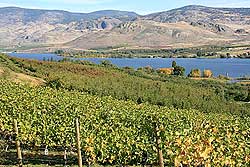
0, 0, 250, 14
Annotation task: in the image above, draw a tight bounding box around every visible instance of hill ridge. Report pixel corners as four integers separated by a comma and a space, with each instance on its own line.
0, 5, 250, 50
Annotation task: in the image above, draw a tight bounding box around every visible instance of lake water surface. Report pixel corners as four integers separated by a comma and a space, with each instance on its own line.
8, 53, 250, 78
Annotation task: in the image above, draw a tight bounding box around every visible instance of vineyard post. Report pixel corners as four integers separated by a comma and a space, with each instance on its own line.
155, 126, 164, 167
14, 119, 22, 167
64, 149, 67, 167
76, 118, 83, 167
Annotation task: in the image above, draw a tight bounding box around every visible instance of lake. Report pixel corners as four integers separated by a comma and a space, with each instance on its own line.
8, 53, 250, 78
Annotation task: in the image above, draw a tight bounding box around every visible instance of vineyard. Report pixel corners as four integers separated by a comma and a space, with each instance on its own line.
1, 54, 249, 117
0, 80, 249, 166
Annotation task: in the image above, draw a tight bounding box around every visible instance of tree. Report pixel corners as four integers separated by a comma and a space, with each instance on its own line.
172, 61, 177, 68
197, 51, 205, 57
220, 54, 227, 58
203, 70, 213, 78
50, 57, 54, 62
55, 50, 64, 55
173, 66, 185, 76
188, 69, 201, 78
46, 78, 64, 89
100, 60, 117, 68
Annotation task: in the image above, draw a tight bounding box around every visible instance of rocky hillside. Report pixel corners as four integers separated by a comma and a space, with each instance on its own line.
0, 7, 138, 24
0, 7, 138, 47
1, 5, 250, 50
66, 20, 238, 49
143, 5, 250, 24
143, 5, 250, 35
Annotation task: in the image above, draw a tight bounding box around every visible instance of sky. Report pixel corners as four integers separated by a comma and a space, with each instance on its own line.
0, 0, 250, 15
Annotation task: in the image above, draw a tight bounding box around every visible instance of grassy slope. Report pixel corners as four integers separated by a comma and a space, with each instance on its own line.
0, 54, 249, 166
0, 54, 249, 116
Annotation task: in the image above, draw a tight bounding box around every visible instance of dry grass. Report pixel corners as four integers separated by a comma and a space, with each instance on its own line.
190, 77, 227, 83
239, 81, 250, 85
0, 67, 4, 75
0, 66, 45, 86
159, 68, 174, 75
65, 20, 238, 50
12, 72, 45, 86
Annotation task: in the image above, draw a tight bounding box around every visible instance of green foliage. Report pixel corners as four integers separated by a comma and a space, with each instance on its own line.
246, 91, 250, 102
26, 65, 37, 72
173, 66, 185, 76
170, 61, 186, 76
188, 69, 201, 78
138, 66, 155, 74
217, 75, 230, 80
54, 50, 64, 55
0, 54, 248, 116
0, 80, 249, 166
46, 77, 64, 89
57, 44, 250, 59
172, 61, 177, 68
122, 66, 135, 75
0, 54, 250, 166
100, 60, 117, 69
196, 51, 206, 57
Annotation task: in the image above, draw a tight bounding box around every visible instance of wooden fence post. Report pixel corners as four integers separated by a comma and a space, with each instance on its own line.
76, 118, 83, 167
14, 119, 22, 167
156, 126, 164, 167
64, 149, 67, 167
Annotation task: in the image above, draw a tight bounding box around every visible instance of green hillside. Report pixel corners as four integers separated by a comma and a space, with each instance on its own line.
0, 54, 249, 116
0, 80, 249, 166
0, 54, 249, 166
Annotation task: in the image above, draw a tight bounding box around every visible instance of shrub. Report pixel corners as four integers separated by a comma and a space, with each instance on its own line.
159, 68, 174, 75
100, 60, 117, 68
188, 69, 201, 78
46, 78, 64, 89
196, 51, 205, 57
218, 75, 230, 80
54, 50, 64, 55
173, 66, 185, 76
143, 66, 154, 73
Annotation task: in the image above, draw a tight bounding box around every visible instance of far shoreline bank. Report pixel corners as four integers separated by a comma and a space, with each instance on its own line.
6, 52, 250, 79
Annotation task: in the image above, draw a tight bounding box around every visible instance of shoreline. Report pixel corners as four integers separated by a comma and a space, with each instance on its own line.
5, 53, 250, 80
5, 51, 250, 59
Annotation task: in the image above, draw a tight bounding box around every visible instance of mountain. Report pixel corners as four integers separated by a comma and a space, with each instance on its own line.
142, 5, 250, 34
0, 7, 138, 47
143, 5, 250, 24
65, 20, 237, 49
0, 5, 250, 51
0, 7, 138, 24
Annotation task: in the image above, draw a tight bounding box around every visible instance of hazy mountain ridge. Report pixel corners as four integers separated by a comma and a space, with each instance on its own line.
143, 5, 250, 24
0, 7, 138, 24
1, 5, 250, 50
